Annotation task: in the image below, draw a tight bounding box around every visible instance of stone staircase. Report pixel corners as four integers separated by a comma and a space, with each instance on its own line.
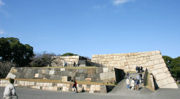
109, 72, 152, 95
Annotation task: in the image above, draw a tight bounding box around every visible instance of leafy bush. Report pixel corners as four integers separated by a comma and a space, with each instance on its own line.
61, 53, 78, 56
163, 56, 180, 80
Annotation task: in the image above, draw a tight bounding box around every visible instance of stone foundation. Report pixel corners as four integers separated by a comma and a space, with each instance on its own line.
2, 67, 117, 93
92, 51, 178, 88
0, 79, 107, 93
6, 67, 116, 84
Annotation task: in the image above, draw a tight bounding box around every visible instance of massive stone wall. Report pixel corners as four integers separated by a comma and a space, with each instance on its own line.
2, 67, 116, 93
0, 79, 107, 93
6, 67, 115, 84
92, 51, 178, 88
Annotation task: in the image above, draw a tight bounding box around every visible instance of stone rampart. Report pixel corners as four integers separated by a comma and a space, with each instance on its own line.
6, 67, 115, 84
92, 51, 178, 88
2, 67, 116, 93
0, 79, 107, 93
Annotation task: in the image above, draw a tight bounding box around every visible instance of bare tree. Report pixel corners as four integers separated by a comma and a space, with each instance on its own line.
30, 52, 56, 67
0, 62, 16, 78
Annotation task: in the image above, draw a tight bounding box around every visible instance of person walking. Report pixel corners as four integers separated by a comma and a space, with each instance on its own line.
126, 78, 130, 89
136, 79, 140, 90
130, 78, 135, 90
72, 80, 78, 93
3, 78, 18, 99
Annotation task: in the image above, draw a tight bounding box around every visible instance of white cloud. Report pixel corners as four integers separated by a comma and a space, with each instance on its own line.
113, 0, 134, 5
0, 0, 5, 6
0, 29, 4, 34
0, 31, 4, 34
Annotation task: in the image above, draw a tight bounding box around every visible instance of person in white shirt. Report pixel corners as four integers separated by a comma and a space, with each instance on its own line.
3, 78, 17, 99
126, 78, 130, 89
130, 78, 135, 90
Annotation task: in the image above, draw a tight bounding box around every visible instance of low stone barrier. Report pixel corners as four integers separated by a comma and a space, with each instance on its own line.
6, 67, 116, 85
0, 79, 109, 93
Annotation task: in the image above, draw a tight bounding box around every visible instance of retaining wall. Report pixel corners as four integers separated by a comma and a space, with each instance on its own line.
1, 67, 117, 93
0, 79, 107, 93
92, 51, 178, 88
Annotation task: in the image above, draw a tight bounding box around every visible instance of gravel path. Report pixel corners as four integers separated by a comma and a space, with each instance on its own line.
0, 85, 180, 99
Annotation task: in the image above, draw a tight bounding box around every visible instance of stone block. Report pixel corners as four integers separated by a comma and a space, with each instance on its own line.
49, 70, 55, 75
103, 68, 108, 72
10, 68, 18, 73
166, 78, 176, 84
161, 83, 178, 88
157, 79, 170, 87
90, 85, 95, 91
0, 80, 9, 87
95, 85, 101, 91
31, 86, 41, 89
57, 83, 63, 87
42, 86, 58, 91
149, 75, 155, 91
162, 68, 169, 72
78, 69, 84, 73
75, 77, 81, 81
43, 83, 53, 86
42, 70, 49, 74
62, 86, 69, 92
155, 73, 168, 81
100, 85, 107, 93
36, 82, 45, 86
152, 68, 164, 75
34, 73, 39, 78
60, 68, 65, 71
153, 63, 166, 70
89, 90, 94, 93
61, 76, 67, 82
100, 72, 115, 80
6, 73, 16, 79
85, 78, 91, 81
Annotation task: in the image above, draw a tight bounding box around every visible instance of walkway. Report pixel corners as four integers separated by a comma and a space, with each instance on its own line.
0, 85, 180, 99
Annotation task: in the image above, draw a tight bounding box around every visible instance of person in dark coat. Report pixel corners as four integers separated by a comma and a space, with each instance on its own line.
136, 66, 138, 73
72, 80, 78, 93
140, 66, 143, 73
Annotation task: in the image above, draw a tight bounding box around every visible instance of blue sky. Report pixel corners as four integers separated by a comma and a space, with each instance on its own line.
0, 0, 180, 58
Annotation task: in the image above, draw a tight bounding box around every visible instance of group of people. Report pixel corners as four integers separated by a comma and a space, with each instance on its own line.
136, 66, 144, 73
73, 62, 79, 67
126, 76, 141, 90
126, 71, 143, 91
63, 61, 79, 67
